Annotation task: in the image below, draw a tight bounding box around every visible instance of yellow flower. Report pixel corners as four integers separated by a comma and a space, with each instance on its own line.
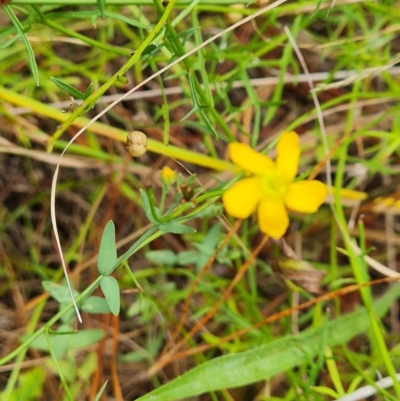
222, 132, 328, 239
161, 166, 176, 185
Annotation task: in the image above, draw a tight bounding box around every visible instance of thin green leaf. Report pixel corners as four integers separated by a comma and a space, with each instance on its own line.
159, 221, 196, 234
135, 284, 400, 401
142, 43, 158, 58
94, 381, 108, 401
187, 73, 219, 140
96, 0, 106, 18
110, 226, 159, 274
0, 35, 19, 50
100, 276, 120, 316
51, 77, 86, 100
4, 5, 39, 86
84, 82, 94, 100
104, 11, 151, 29
97, 220, 117, 275
140, 189, 160, 224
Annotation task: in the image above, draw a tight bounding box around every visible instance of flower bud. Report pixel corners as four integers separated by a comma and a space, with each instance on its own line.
126, 131, 147, 157
161, 166, 176, 186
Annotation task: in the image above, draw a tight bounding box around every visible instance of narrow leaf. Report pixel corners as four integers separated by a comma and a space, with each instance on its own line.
98, 220, 117, 275
4, 5, 39, 85
0, 35, 19, 50
140, 189, 159, 224
94, 381, 108, 401
135, 284, 400, 401
100, 276, 120, 315
51, 77, 86, 100
96, 0, 106, 18
159, 221, 196, 234
84, 82, 94, 100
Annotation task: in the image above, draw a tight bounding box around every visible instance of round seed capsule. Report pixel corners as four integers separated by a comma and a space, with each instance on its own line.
126, 131, 147, 157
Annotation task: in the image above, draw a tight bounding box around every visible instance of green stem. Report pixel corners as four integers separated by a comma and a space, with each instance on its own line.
0, 85, 235, 172
32, 6, 131, 56
47, 0, 180, 150
1, 301, 45, 399
152, 0, 235, 141
334, 143, 400, 399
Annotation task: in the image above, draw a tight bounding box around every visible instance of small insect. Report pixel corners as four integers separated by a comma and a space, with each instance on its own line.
126, 131, 147, 157
61, 97, 79, 113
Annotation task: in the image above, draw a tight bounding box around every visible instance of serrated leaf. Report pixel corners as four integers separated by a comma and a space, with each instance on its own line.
50, 77, 86, 100
42, 281, 79, 304
81, 296, 111, 314
97, 220, 117, 275
100, 276, 120, 315
145, 250, 177, 265
135, 284, 400, 401
159, 221, 196, 234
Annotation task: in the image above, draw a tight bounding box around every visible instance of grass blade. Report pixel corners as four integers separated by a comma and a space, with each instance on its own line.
136, 284, 400, 401
4, 5, 39, 86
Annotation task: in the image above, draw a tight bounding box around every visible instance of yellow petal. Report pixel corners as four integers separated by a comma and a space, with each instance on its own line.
276, 131, 300, 180
258, 198, 289, 239
284, 180, 328, 213
229, 143, 274, 175
223, 177, 263, 218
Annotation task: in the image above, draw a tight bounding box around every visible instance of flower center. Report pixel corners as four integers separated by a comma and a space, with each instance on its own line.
260, 169, 290, 199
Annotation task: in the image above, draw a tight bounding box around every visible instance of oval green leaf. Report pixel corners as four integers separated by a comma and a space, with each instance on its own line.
50, 77, 86, 100
98, 220, 117, 275
145, 250, 177, 265
82, 296, 111, 314
42, 281, 79, 304
100, 276, 120, 316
